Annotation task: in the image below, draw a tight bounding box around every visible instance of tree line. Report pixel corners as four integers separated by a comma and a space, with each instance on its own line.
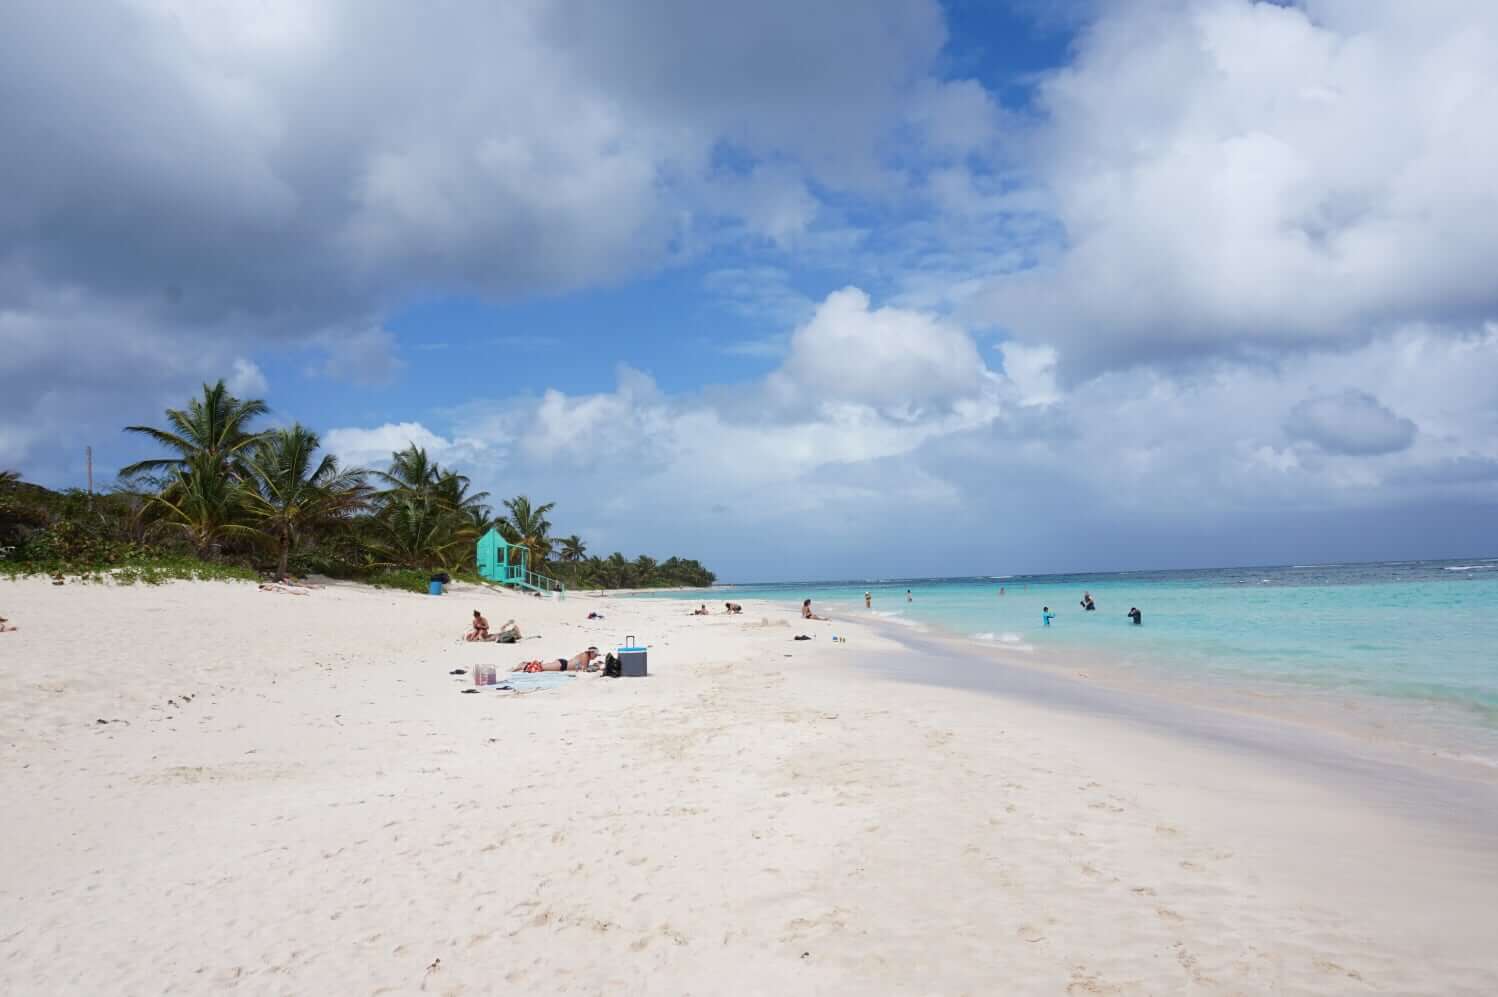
0, 380, 715, 590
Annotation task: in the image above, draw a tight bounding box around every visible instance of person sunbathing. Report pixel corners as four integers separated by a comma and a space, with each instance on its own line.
514, 647, 600, 672
801, 599, 828, 621
465, 610, 491, 642
495, 619, 521, 643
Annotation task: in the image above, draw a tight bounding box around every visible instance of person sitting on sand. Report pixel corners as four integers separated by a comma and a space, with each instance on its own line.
0, 615, 14, 633
465, 610, 491, 642
724, 602, 742, 615
495, 619, 521, 643
691, 604, 710, 615
514, 647, 601, 673
802, 599, 828, 621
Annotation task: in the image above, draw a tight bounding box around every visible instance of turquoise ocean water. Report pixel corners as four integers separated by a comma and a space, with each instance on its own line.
644, 559, 1498, 753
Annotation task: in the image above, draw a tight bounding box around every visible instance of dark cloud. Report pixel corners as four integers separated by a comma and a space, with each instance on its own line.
0, 0, 959, 474
1285, 390, 1416, 457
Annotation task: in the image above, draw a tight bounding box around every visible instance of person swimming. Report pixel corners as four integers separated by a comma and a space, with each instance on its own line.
1127, 607, 1142, 625
1042, 606, 1055, 626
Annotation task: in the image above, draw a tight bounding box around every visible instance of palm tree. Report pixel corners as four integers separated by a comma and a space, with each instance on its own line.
376, 444, 441, 497
0, 469, 18, 491
497, 495, 556, 570
367, 492, 468, 570
245, 425, 370, 580
149, 452, 258, 557
433, 470, 490, 522
560, 534, 587, 563
122, 380, 269, 478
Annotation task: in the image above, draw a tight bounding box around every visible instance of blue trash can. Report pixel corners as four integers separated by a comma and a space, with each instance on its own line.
428, 579, 444, 596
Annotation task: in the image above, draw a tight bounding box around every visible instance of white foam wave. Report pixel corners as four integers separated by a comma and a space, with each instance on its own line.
869, 610, 924, 629
1444, 564, 1498, 572
972, 631, 1034, 651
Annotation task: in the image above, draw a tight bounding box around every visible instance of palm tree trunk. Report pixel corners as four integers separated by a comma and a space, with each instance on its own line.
277, 529, 290, 581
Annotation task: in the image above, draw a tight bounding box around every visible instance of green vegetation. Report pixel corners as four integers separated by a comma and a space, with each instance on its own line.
1, 379, 716, 590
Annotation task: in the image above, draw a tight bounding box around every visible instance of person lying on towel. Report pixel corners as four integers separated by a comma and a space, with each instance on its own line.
513, 647, 600, 673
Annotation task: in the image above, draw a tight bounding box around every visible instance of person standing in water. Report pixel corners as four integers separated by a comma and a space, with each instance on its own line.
864, 591, 872, 609
998, 586, 1005, 597
1127, 607, 1142, 625
1042, 606, 1055, 626
906, 589, 912, 603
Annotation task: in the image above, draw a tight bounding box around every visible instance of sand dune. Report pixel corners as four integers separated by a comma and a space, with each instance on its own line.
2, 576, 1495, 994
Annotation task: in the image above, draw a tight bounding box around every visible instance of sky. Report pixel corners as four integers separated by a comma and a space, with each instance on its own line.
3, 0, 1497, 581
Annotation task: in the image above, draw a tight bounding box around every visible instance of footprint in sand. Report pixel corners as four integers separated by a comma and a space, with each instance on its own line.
1016, 924, 1046, 943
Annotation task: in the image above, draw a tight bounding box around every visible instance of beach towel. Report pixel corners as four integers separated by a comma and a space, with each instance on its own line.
495, 672, 575, 692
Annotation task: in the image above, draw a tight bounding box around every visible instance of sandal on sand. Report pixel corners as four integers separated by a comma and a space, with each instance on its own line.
448, 668, 465, 675
460, 688, 480, 694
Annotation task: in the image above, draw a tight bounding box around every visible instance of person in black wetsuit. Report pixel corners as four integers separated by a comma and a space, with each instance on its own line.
1127, 607, 1142, 625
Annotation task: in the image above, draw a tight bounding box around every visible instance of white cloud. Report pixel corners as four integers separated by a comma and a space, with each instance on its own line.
976, 0, 1498, 376
0, 0, 975, 474
322, 314, 1498, 575
997, 342, 1059, 407
226, 357, 269, 396
322, 421, 498, 473
775, 287, 990, 410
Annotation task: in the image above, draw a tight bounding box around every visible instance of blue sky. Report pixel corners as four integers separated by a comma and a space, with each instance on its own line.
3, 0, 1498, 580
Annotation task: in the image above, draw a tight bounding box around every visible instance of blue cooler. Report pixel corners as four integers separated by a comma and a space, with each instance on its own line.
618, 635, 647, 677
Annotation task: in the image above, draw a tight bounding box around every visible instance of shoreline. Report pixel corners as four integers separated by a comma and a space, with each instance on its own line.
646, 587, 1498, 785
4, 576, 1497, 992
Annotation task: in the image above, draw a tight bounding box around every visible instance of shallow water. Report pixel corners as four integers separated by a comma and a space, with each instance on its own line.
643, 558, 1498, 760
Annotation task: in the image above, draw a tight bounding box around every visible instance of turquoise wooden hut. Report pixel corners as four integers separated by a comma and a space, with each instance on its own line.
475, 528, 565, 596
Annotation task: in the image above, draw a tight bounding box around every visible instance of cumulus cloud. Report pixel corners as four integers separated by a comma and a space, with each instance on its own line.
1285, 389, 1417, 456
321, 421, 499, 473
323, 314, 1498, 574
0, 0, 972, 472
976, 0, 1498, 376
775, 288, 990, 410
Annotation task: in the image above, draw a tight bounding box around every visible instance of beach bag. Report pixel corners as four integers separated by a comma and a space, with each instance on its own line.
603, 652, 621, 678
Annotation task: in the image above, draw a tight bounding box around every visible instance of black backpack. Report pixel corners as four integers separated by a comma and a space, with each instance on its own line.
603, 652, 621, 678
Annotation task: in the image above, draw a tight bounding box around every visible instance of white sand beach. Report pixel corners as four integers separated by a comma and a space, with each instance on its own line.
3, 576, 1497, 995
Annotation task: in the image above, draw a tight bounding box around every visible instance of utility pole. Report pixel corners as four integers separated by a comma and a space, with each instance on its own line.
86, 446, 93, 495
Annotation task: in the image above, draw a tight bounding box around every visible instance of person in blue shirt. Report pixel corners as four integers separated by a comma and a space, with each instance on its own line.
1042, 606, 1055, 626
